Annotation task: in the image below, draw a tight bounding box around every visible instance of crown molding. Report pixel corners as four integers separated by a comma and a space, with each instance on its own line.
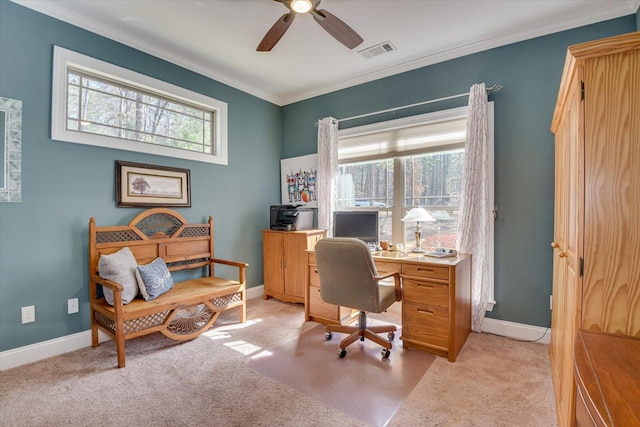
10, 0, 285, 105
280, 1, 639, 104
11, 0, 638, 106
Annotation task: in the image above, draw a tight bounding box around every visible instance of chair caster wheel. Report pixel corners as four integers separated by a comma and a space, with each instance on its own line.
388, 331, 395, 341
360, 336, 365, 341
338, 348, 347, 358
325, 332, 333, 340
381, 349, 391, 358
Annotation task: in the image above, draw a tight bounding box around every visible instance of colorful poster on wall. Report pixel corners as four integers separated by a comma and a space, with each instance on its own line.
280, 154, 318, 207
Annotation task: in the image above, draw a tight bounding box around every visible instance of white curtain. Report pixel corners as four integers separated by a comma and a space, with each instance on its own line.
317, 117, 339, 236
457, 83, 491, 333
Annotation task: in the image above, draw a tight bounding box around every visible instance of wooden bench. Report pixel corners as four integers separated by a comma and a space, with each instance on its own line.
89, 208, 247, 368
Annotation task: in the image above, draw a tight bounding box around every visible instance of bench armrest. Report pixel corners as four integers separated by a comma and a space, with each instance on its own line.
209, 258, 248, 284
374, 271, 402, 301
91, 274, 124, 292
210, 258, 249, 268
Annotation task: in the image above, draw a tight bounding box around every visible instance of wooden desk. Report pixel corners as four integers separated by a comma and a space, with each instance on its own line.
574, 330, 640, 426
306, 250, 471, 362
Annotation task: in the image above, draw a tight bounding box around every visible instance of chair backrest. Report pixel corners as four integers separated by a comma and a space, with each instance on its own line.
315, 238, 383, 312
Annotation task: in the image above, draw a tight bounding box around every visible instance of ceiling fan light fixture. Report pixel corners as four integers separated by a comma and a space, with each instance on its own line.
290, 0, 313, 13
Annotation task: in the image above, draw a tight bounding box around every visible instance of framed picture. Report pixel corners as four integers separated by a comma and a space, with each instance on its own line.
280, 154, 318, 207
116, 161, 191, 207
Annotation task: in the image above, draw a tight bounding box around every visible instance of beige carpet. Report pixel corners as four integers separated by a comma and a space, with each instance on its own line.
247, 323, 435, 426
0, 298, 556, 426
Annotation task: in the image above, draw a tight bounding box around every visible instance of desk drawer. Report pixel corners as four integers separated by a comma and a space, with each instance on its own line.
403, 279, 448, 308
308, 252, 316, 264
376, 261, 401, 274
402, 263, 449, 280
308, 265, 320, 286
309, 284, 338, 320
402, 301, 449, 348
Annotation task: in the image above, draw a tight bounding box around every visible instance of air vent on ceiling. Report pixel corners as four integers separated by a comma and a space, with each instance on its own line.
358, 41, 397, 59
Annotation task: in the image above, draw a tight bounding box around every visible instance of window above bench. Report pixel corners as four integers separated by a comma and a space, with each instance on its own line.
51, 46, 228, 165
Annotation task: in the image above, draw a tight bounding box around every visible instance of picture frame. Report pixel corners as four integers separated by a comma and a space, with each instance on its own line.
116, 161, 191, 207
280, 154, 318, 207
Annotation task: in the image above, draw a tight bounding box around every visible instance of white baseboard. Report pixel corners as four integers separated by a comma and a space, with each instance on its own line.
1, 287, 546, 371
0, 330, 93, 371
481, 317, 550, 344
0, 286, 266, 371
246, 284, 264, 300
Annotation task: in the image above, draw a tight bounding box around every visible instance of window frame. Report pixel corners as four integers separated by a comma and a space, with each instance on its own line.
338, 104, 495, 310
51, 46, 228, 165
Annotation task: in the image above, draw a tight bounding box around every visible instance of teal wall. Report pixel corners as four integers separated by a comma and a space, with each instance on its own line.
0, 0, 636, 353
0, 0, 281, 351
280, 17, 636, 328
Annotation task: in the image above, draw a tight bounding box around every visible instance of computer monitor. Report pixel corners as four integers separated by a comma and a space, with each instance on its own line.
333, 211, 379, 246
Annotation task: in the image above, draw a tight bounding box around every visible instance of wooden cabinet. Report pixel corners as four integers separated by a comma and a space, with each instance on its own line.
263, 229, 325, 303
549, 32, 640, 427
400, 256, 471, 362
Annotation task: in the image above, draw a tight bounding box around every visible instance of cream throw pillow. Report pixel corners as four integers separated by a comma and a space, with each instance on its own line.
98, 247, 139, 306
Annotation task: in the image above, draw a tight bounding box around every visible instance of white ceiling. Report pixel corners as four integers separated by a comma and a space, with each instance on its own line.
12, 0, 640, 105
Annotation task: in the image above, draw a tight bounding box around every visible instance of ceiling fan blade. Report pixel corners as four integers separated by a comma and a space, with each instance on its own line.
312, 9, 363, 49
257, 12, 295, 52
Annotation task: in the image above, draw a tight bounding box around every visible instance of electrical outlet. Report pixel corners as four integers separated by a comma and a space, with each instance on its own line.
550, 295, 553, 310
68, 298, 79, 314
21, 305, 35, 324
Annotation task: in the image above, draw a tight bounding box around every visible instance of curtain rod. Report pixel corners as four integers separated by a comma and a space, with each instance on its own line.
317, 84, 503, 126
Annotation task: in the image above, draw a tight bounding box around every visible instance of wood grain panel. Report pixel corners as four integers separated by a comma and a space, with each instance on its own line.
583, 49, 640, 336
165, 239, 209, 256
574, 331, 640, 426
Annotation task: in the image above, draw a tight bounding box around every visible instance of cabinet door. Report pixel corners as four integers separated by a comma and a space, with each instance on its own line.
551, 70, 583, 427
263, 232, 284, 295
283, 232, 322, 299
582, 50, 640, 336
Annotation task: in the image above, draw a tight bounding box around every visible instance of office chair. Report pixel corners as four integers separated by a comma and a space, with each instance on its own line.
315, 238, 401, 358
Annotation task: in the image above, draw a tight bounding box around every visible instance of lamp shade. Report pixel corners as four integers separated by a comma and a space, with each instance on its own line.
401, 207, 436, 222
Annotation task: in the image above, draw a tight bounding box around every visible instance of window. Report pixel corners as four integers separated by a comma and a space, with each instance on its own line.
338, 105, 495, 306
52, 46, 228, 165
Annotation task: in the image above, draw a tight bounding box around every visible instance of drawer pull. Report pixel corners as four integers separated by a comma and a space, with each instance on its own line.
314, 269, 318, 273
417, 283, 434, 288
417, 268, 435, 273
417, 309, 434, 315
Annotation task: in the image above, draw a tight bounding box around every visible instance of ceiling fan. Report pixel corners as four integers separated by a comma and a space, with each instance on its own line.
257, 0, 364, 52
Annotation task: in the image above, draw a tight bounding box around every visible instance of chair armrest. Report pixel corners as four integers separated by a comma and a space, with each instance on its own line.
374, 272, 402, 301
91, 274, 124, 292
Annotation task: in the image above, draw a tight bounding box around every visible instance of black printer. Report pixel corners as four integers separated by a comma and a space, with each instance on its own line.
270, 205, 313, 231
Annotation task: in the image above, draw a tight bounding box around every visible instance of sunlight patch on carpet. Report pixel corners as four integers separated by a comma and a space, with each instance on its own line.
246, 324, 435, 427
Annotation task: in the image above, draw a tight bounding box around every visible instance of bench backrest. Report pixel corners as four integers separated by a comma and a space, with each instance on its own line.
89, 208, 215, 281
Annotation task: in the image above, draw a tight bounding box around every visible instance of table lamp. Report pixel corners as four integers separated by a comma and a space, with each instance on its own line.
401, 207, 436, 253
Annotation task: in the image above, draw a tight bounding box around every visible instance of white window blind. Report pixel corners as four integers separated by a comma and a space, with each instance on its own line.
338, 110, 468, 163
